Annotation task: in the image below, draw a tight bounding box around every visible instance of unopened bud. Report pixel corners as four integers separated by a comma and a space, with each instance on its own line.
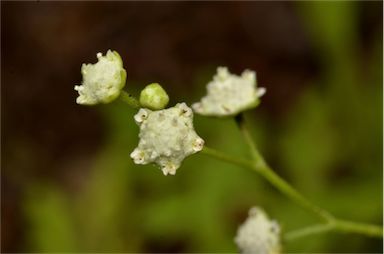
139, 83, 169, 110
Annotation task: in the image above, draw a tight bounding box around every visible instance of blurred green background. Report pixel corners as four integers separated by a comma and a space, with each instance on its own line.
2, 1, 382, 253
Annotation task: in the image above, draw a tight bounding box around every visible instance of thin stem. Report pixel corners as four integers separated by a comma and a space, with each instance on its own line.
199, 113, 382, 239
201, 145, 383, 239
258, 165, 335, 222
200, 147, 254, 170
235, 113, 334, 222
119, 90, 140, 109
202, 144, 334, 222
234, 114, 266, 167
284, 223, 334, 241
285, 220, 383, 241
334, 219, 383, 238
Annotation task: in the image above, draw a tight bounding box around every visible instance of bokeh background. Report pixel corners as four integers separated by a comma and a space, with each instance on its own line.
2, 1, 383, 253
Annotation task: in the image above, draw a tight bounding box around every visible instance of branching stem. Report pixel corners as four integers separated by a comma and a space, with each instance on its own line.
200, 113, 383, 240
284, 223, 333, 241
234, 113, 334, 223
119, 90, 140, 109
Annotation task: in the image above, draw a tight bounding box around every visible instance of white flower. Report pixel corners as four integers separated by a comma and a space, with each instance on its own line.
74, 50, 126, 105
130, 103, 204, 175
192, 67, 266, 117
234, 207, 281, 254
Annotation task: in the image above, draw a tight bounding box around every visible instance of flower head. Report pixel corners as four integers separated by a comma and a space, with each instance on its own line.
235, 207, 281, 254
74, 50, 126, 105
192, 67, 266, 117
130, 103, 204, 175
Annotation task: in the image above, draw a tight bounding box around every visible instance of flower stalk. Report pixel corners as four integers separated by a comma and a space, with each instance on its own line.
200, 113, 383, 240
284, 223, 333, 241
235, 113, 335, 223
119, 90, 140, 109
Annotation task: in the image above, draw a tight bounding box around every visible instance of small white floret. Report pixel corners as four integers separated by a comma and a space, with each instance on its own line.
192, 67, 266, 117
234, 207, 281, 254
130, 103, 204, 175
257, 87, 267, 97
134, 108, 149, 124
192, 138, 205, 152
130, 148, 146, 164
74, 50, 126, 105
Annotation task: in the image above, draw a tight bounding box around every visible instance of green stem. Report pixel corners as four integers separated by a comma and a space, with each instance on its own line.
119, 90, 140, 109
234, 113, 334, 222
234, 114, 266, 167
201, 147, 254, 170
199, 114, 383, 239
334, 219, 383, 238
258, 165, 334, 222
285, 220, 383, 241
202, 144, 334, 223
285, 223, 333, 241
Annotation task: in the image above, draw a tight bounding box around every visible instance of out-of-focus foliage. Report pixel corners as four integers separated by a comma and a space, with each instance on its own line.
3, 1, 382, 253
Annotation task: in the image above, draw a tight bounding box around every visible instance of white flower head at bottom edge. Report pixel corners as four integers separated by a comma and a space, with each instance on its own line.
234, 207, 281, 254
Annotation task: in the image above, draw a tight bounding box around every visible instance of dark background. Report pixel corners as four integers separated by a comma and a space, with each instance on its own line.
2, 1, 383, 252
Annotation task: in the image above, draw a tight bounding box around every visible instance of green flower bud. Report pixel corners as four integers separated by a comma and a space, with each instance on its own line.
139, 83, 169, 110
74, 50, 126, 105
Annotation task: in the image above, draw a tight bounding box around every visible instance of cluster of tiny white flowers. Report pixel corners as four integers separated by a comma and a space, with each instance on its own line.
74, 52, 268, 177
192, 67, 266, 117
235, 207, 281, 254
130, 103, 204, 175
74, 50, 126, 105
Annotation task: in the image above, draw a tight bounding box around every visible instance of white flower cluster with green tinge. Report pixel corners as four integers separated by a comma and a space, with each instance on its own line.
73, 52, 267, 176
130, 103, 204, 175
235, 207, 281, 254
192, 67, 266, 117
74, 50, 126, 105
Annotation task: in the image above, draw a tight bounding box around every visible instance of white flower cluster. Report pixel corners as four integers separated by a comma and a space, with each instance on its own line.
74, 51, 268, 175
130, 103, 204, 175
192, 67, 266, 117
74, 50, 126, 105
235, 207, 281, 254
